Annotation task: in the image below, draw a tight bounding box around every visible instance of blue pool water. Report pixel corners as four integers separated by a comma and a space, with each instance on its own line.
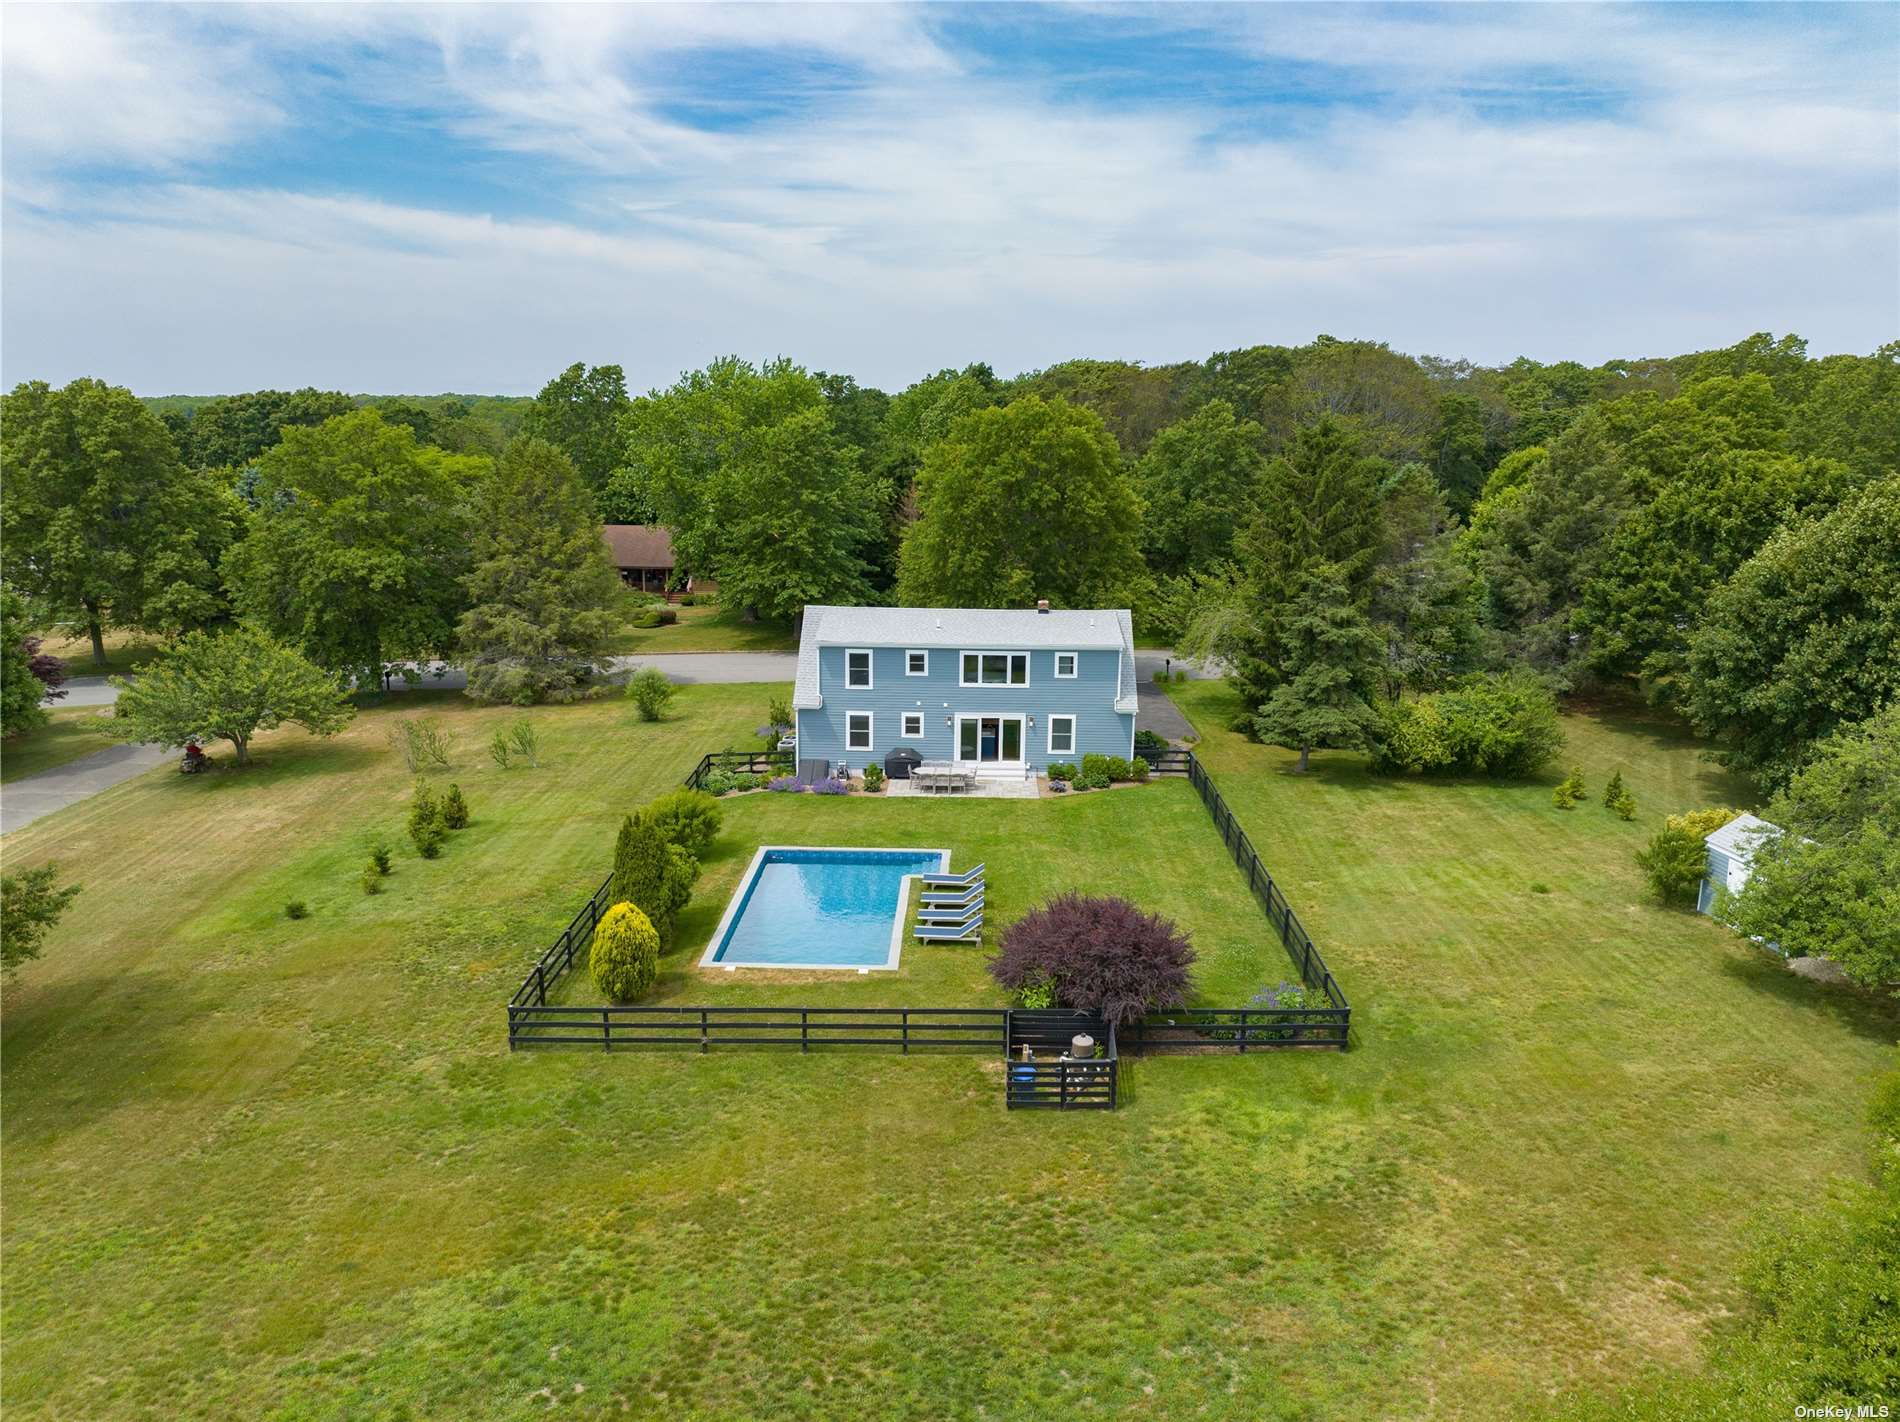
704, 847, 948, 969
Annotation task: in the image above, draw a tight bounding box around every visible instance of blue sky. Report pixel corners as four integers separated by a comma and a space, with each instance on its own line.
3, 3, 1894, 396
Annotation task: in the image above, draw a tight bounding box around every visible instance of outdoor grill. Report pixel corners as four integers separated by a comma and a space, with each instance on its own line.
883, 747, 924, 781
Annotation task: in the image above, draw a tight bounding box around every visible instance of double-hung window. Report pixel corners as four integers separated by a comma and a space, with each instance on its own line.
960, 651, 1028, 686
1048, 714, 1076, 756
901, 712, 924, 738
845, 649, 873, 689
905, 650, 929, 676
1053, 651, 1079, 678
847, 711, 873, 751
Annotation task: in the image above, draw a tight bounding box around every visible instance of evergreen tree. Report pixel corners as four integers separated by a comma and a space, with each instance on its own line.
610, 813, 675, 948
1227, 418, 1387, 713
1252, 564, 1385, 772
457, 437, 621, 704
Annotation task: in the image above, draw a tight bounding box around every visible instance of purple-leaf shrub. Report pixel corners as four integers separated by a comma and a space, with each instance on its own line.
25, 637, 66, 702
766, 775, 803, 793
987, 892, 1195, 1027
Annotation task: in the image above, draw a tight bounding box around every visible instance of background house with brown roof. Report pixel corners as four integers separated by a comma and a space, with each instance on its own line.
600, 524, 713, 598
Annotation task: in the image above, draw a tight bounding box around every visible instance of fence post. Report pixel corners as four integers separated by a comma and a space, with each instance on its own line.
1002, 1009, 1012, 1058
602, 1007, 611, 1052
901, 1010, 910, 1055
1059, 1062, 1069, 1109
801, 1009, 809, 1053
699, 1009, 709, 1054
1239, 1009, 1250, 1054
535, 962, 546, 1007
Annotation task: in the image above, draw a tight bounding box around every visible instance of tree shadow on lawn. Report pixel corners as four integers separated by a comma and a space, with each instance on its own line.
1715, 948, 1900, 1045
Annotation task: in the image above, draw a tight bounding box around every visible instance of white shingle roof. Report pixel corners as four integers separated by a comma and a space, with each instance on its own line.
794, 605, 1137, 711
1706, 812, 1779, 862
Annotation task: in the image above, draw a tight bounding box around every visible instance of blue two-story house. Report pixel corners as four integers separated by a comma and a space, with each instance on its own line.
792, 604, 1139, 779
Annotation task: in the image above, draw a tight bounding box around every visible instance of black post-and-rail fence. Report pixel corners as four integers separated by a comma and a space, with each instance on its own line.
684, 748, 795, 791
506, 747, 1352, 1096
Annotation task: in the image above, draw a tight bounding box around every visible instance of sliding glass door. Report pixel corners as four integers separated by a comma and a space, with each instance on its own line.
955, 714, 1025, 767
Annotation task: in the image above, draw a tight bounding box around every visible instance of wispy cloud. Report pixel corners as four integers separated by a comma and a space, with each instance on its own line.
3, 3, 1894, 394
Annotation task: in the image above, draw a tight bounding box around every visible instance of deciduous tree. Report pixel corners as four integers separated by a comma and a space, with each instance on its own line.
1685, 476, 1900, 786
1, 378, 240, 665
897, 396, 1144, 609
105, 625, 353, 767
1135, 399, 1262, 577
1, 863, 81, 974
223, 409, 482, 686
521, 362, 631, 510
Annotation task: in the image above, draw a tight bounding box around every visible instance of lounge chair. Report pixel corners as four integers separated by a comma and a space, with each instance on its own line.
920, 885, 984, 907
919, 863, 985, 888
916, 900, 983, 925
913, 919, 982, 943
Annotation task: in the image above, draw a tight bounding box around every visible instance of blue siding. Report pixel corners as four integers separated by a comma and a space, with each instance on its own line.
795, 644, 1133, 774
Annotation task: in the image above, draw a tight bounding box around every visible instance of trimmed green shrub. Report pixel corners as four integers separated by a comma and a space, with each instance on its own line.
627, 666, 677, 721
1046, 761, 1076, 782
361, 866, 382, 895
630, 606, 679, 629
642, 789, 723, 858
1636, 807, 1739, 904
442, 784, 470, 830
610, 807, 705, 950
862, 763, 885, 792
1081, 752, 1113, 782
285, 900, 309, 920
589, 902, 660, 1003
1603, 770, 1636, 821
369, 842, 392, 875
407, 781, 448, 856
1130, 756, 1150, 782
1104, 756, 1135, 782
1134, 729, 1169, 756
1372, 671, 1563, 778
1076, 770, 1109, 790
1553, 766, 1586, 810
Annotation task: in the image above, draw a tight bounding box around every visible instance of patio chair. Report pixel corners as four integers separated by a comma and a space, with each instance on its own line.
919, 863, 985, 888
913, 919, 982, 943
916, 899, 983, 925
920, 886, 984, 908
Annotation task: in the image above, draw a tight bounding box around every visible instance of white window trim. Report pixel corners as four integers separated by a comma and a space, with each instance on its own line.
904, 649, 929, 677
846, 710, 873, 751
1047, 713, 1077, 757
901, 711, 924, 738
1053, 651, 1079, 679
958, 650, 1030, 687
844, 648, 874, 690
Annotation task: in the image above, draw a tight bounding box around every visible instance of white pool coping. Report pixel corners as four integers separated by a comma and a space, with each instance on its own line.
698, 845, 951, 972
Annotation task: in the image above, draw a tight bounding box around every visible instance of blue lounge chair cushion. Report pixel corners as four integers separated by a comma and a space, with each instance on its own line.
913, 922, 980, 941
916, 902, 983, 925
919, 864, 984, 887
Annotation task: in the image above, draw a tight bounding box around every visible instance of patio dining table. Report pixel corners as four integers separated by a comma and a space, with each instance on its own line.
913, 761, 978, 794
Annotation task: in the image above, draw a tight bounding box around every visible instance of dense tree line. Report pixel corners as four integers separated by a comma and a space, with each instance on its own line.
3, 333, 1893, 782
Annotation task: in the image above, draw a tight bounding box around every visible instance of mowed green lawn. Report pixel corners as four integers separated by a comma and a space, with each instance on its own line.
1, 705, 118, 783
2, 679, 1892, 1420
551, 781, 1286, 1010
600, 597, 797, 655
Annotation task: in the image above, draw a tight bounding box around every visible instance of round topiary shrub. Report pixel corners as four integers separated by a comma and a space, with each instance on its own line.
590, 901, 661, 1003
987, 892, 1195, 1027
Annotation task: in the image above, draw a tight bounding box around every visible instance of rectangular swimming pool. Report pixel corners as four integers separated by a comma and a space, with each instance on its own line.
700, 846, 950, 971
